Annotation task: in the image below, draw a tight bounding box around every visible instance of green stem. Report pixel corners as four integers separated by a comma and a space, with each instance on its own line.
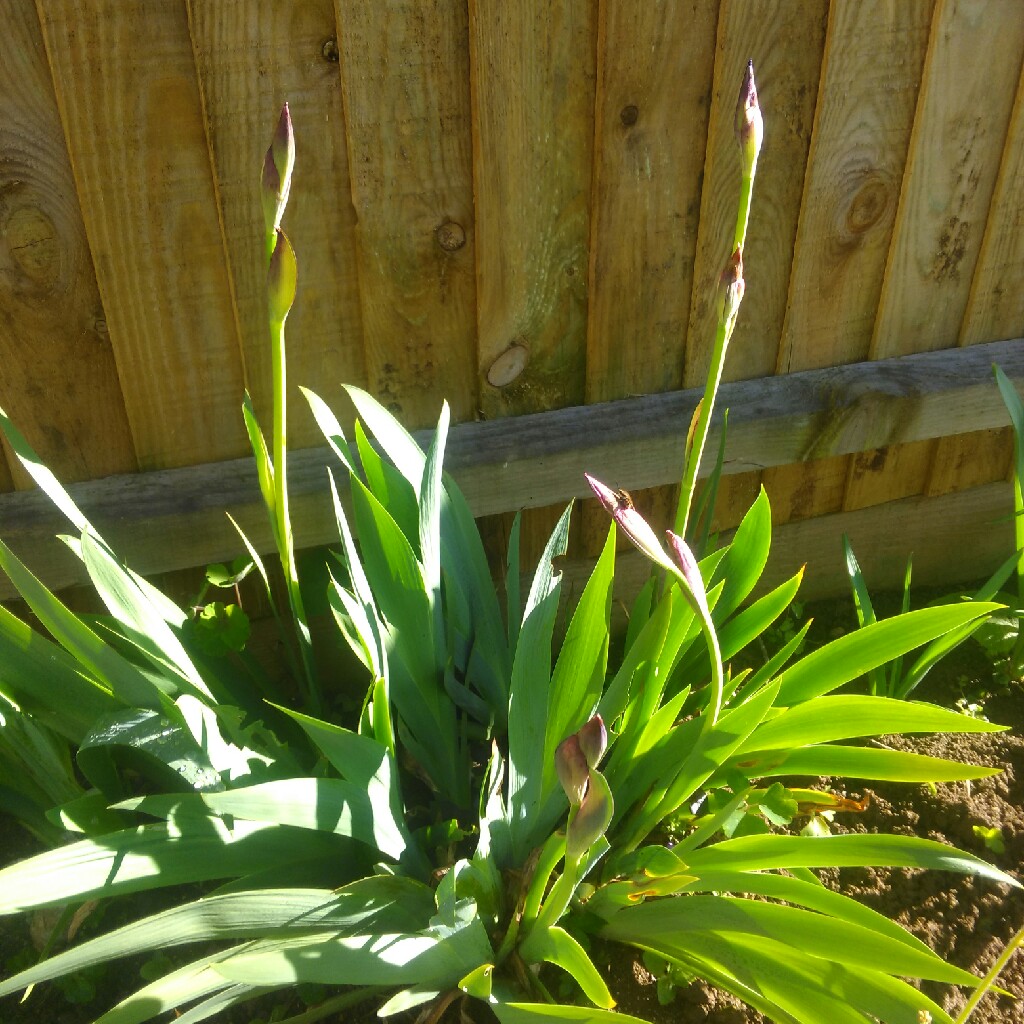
955, 920, 1024, 1023
674, 153, 757, 541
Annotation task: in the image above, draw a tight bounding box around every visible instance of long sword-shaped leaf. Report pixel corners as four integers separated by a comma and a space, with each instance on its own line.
0, 878, 434, 998
117, 777, 406, 860
737, 694, 1004, 753
681, 833, 1019, 886
0, 818, 349, 913
774, 604, 1000, 704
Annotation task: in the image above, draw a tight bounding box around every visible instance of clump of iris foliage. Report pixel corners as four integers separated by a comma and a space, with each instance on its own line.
0, 64, 1017, 1024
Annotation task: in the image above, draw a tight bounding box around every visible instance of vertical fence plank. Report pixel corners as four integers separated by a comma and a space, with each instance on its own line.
580, 0, 718, 552
765, 0, 934, 524
927, 61, 1024, 496
334, 1, 477, 429
470, 0, 598, 564
37, 0, 247, 471
471, 1, 597, 420
846, 0, 1024, 510
686, 0, 827, 530
188, 1, 366, 447
0, 1, 136, 489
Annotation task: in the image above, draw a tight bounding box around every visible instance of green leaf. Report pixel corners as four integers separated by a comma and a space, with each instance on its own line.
506, 503, 573, 857
491, 1004, 650, 1024
80, 532, 213, 700
0, 819, 351, 914
213, 914, 493, 989
681, 833, 1020, 888
0, 602, 118, 741
740, 743, 999, 783
118, 777, 408, 860
0, 537, 168, 710
601, 893, 976, 985
543, 526, 614, 795
0, 878, 434, 999
518, 925, 613, 1007
773, 604, 1001, 704
76, 708, 222, 800
707, 487, 771, 621
737, 695, 1004, 754
299, 387, 358, 474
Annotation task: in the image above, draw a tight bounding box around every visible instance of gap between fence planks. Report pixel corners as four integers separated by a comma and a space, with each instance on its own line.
0, 338, 1021, 602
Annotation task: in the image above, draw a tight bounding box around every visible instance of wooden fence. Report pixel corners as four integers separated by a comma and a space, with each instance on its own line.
1, 0, 1023, 603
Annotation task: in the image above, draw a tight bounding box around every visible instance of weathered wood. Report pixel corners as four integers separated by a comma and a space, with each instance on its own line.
927, 54, 1024, 496
37, 0, 248, 470
580, 0, 717, 555
849, 0, 1024, 509
335, 0, 478, 428
187, 0, 366, 446
1, 338, 1020, 601
685, 0, 827, 529
0, 1, 135, 488
470, 0, 597, 419
766, 0, 933, 524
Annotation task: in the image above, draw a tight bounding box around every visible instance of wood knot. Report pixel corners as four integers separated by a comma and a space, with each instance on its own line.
321, 38, 339, 62
5, 206, 60, 289
435, 221, 466, 251
620, 104, 639, 127
486, 343, 528, 387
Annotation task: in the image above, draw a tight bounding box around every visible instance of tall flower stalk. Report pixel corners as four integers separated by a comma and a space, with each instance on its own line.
256, 104, 318, 710
674, 61, 763, 539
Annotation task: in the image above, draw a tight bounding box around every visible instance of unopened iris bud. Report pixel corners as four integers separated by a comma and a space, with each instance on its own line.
267, 229, 297, 326
665, 531, 711, 619
716, 246, 745, 328
585, 474, 675, 573
577, 715, 607, 770
261, 104, 296, 256
735, 60, 763, 178
556, 734, 590, 806
566, 769, 613, 862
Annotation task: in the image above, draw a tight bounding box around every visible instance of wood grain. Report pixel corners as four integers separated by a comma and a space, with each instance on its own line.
927, 56, 1024, 496
335, 0, 477, 428
0, 1, 135, 488
36, 0, 247, 471
766, 0, 934, 524
470, 0, 597, 419
2, 338, 1020, 600
849, 0, 1024, 509
685, 0, 827, 529
187, 1, 366, 446
580, 0, 718, 554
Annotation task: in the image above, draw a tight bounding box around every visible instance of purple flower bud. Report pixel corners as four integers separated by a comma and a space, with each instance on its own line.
556, 734, 590, 806
577, 715, 607, 770
566, 769, 613, 862
267, 229, 297, 325
716, 246, 745, 327
585, 474, 675, 573
665, 531, 711, 619
734, 60, 763, 176
261, 104, 296, 243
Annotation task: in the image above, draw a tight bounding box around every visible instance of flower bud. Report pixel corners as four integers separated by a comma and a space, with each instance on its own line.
585, 474, 675, 573
577, 715, 607, 770
261, 103, 295, 239
716, 246, 745, 328
566, 769, 613, 862
665, 531, 711, 619
267, 229, 297, 326
735, 60, 763, 178
555, 734, 590, 806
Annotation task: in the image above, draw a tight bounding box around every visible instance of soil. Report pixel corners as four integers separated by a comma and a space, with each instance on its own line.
1, 594, 1021, 1024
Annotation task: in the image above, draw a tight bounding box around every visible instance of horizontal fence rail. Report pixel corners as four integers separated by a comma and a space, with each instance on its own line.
1, 338, 1020, 602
